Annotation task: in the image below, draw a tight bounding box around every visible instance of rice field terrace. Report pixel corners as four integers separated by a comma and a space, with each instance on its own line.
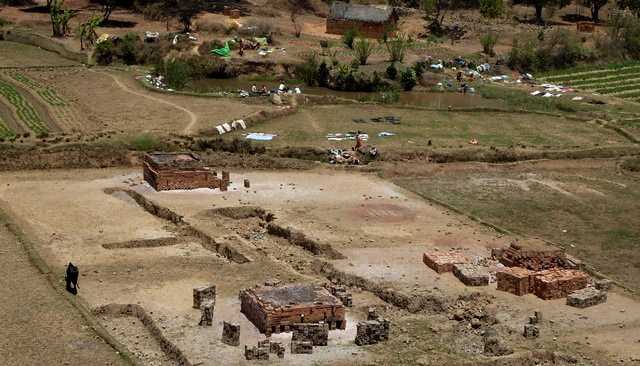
543, 63, 640, 102
0, 79, 49, 136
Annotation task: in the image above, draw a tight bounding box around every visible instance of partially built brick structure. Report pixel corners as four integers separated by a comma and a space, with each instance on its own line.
422, 250, 468, 274
240, 283, 346, 335
143, 152, 230, 191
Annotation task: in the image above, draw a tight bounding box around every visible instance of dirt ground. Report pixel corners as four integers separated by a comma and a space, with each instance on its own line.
1, 167, 639, 365
0, 211, 127, 366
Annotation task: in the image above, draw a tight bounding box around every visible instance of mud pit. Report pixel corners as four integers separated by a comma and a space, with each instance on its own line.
1, 168, 640, 365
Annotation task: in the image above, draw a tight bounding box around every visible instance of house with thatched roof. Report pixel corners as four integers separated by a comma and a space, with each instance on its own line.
326, 1, 398, 39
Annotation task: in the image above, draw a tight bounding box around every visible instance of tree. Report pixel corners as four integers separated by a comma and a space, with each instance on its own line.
163, 0, 206, 33
480, 0, 504, 18
90, 0, 134, 23
581, 0, 608, 22
511, 0, 570, 24
385, 33, 411, 62
77, 15, 101, 50
422, 0, 448, 35
353, 38, 376, 65
50, 0, 76, 37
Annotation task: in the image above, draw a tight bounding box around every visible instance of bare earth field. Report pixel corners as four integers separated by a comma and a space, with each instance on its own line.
1, 168, 639, 365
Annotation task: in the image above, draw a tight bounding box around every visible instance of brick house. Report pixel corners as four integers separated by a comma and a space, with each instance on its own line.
143, 152, 229, 191
326, 1, 398, 39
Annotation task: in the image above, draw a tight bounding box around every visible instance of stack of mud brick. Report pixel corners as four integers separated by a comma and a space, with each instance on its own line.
533, 269, 589, 299
221, 321, 240, 346
453, 263, 490, 286
496, 267, 536, 296
566, 287, 608, 308
193, 285, 216, 326
498, 242, 566, 271
355, 318, 390, 346
422, 250, 468, 274
292, 323, 329, 346
244, 342, 270, 360
324, 283, 353, 307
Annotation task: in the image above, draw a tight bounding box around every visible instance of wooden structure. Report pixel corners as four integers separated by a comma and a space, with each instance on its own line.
326, 1, 398, 39
143, 152, 229, 191
240, 283, 346, 335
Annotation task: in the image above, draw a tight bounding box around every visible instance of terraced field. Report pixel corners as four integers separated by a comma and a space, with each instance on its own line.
0, 79, 49, 136
0, 115, 16, 139
544, 63, 640, 102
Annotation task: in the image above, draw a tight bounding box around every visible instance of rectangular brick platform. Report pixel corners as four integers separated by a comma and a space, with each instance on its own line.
423, 250, 468, 274
453, 264, 490, 286
240, 283, 346, 335
533, 269, 589, 300
496, 267, 535, 296
143, 152, 229, 191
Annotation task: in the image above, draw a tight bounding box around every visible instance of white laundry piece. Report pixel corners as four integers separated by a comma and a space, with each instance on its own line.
222, 123, 232, 132
216, 125, 225, 135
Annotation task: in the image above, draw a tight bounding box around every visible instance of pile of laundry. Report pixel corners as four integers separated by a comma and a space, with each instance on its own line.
530, 83, 575, 98
245, 132, 277, 141
326, 132, 368, 141
144, 74, 169, 91
215, 119, 247, 135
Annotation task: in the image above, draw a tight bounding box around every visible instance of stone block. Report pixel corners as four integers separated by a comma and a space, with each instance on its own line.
222, 321, 240, 346
594, 279, 613, 291
198, 301, 214, 326
423, 250, 468, 274
453, 263, 490, 286
355, 318, 390, 346
523, 324, 539, 338
367, 307, 378, 321
193, 284, 216, 309
566, 287, 607, 308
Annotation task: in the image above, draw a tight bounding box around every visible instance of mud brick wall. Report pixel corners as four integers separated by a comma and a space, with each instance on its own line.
496, 267, 535, 296
144, 162, 227, 191
533, 269, 588, 300
326, 19, 391, 38
355, 319, 390, 346
423, 251, 468, 274
499, 244, 566, 271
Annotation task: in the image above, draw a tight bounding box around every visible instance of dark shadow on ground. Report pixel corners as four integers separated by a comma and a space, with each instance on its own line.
20, 5, 49, 14
561, 14, 595, 23
100, 19, 137, 28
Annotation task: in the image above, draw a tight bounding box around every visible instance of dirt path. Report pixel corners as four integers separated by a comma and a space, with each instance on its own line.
0, 213, 129, 366
92, 70, 198, 135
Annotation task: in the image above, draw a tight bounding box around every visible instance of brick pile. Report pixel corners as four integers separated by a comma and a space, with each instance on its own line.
453, 263, 490, 286
198, 301, 214, 326
257, 340, 285, 358
292, 323, 329, 346
193, 284, 216, 309
355, 318, 390, 346
423, 250, 468, 274
523, 324, 539, 338
221, 322, 240, 346
324, 283, 353, 307
496, 267, 536, 296
566, 287, 608, 308
244, 343, 269, 360
291, 340, 313, 354
498, 242, 566, 271
533, 269, 588, 300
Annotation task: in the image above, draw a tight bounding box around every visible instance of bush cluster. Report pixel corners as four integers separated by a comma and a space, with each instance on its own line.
154, 56, 237, 89
94, 32, 176, 66
508, 30, 588, 72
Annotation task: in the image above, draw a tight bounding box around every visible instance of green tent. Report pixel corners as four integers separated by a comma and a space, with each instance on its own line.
211, 41, 230, 57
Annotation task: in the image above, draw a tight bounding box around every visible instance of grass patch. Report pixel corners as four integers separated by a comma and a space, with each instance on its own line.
477, 84, 584, 114
128, 133, 162, 151
621, 157, 640, 172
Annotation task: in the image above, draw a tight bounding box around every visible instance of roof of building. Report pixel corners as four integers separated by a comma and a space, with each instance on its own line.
250, 283, 342, 308
329, 1, 395, 23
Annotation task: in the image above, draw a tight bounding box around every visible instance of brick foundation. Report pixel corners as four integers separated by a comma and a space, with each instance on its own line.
423, 250, 468, 274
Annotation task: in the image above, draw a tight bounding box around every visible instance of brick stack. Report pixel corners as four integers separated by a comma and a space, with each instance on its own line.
324, 283, 353, 307
533, 269, 588, 300
423, 250, 468, 274
221, 322, 240, 346
198, 301, 214, 326
193, 285, 216, 309
453, 263, 490, 286
244, 343, 269, 360
292, 323, 329, 346
290, 340, 313, 354
354, 318, 390, 346
566, 287, 608, 308
498, 242, 565, 271
496, 267, 536, 296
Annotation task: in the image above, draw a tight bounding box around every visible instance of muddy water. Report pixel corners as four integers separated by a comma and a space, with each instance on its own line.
188, 78, 506, 109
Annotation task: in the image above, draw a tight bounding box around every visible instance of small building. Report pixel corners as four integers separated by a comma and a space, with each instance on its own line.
240, 283, 346, 335
326, 1, 398, 39
143, 152, 229, 191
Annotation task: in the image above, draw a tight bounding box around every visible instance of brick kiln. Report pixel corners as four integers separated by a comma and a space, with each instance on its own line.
240, 283, 346, 335
143, 152, 230, 191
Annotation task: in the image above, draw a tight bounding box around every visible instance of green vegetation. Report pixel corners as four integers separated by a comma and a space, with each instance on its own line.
479, 0, 504, 18
480, 32, 498, 56
478, 84, 582, 114
9, 73, 67, 106
385, 33, 411, 63
621, 156, 640, 172
0, 80, 48, 136
353, 38, 376, 66
128, 133, 161, 151
0, 116, 16, 139
342, 29, 358, 49
400, 68, 417, 91
508, 29, 587, 72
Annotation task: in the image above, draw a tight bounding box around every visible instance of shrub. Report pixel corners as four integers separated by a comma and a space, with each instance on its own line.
130, 133, 161, 151
117, 32, 140, 65
184, 56, 236, 79
386, 63, 398, 80
296, 52, 320, 86
400, 68, 417, 91
379, 88, 400, 104
343, 28, 358, 49
353, 37, 376, 65
163, 59, 191, 90
479, 0, 504, 18
413, 61, 426, 79
508, 30, 586, 72
598, 13, 640, 60
480, 32, 498, 56
621, 157, 640, 172
94, 40, 115, 65
385, 33, 411, 62
317, 61, 330, 87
